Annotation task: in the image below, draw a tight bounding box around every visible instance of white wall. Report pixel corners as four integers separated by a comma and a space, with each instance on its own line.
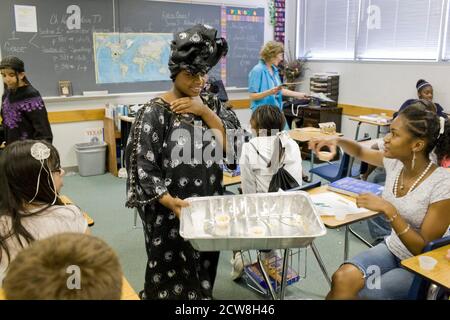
1, 0, 271, 168
298, 61, 450, 112
284, 0, 450, 141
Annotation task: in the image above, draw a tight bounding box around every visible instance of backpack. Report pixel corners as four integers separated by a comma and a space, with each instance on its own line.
249, 137, 300, 192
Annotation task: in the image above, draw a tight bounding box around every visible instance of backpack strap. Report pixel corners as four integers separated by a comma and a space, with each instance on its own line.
248, 141, 271, 167
249, 136, 286, 170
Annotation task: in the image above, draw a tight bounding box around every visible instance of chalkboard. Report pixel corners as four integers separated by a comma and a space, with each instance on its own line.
115, 0, 222, 91
0, 0, 114, 97
225, 7, 265, 88
0, 0, 264, 96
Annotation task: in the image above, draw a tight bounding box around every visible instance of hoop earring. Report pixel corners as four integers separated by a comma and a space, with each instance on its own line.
412, 151, 416, 170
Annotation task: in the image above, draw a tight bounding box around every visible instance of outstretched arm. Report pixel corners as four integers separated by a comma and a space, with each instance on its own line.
309, 136, 385, 168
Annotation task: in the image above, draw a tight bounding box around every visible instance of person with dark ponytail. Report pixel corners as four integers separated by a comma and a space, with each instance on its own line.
0, 56, 53, 146
309, 102, 450, 299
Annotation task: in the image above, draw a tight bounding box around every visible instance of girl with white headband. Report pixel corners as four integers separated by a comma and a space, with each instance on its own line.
0, 140, 88, 285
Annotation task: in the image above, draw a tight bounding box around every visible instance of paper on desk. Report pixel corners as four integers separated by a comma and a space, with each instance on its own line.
309, 92, 335, 102
310, 192, 367, 216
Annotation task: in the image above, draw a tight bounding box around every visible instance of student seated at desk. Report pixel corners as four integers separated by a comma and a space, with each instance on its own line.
230, 105, 302, 280
0, 140, 88, 285
2, 233, 123, 300
363, 100, 449, 244
394, 79, 447, 120
310, 102, 450, 299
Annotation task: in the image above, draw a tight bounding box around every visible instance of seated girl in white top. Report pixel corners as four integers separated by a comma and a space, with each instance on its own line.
0, 140, 88, 285
240, 104, 303, 194
309, 102, 450, 300
230, 105, 302, 280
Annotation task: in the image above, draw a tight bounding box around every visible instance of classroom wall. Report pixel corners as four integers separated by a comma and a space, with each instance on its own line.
284, 0, 450, 113
283, 0, 450, 141
0, 0, 271, 168
298, 61, 450, 112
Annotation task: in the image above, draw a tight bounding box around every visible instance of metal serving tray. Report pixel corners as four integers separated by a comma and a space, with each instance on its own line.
180, 191, 327, 251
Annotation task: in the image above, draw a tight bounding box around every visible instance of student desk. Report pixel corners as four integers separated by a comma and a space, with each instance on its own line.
223, 175, 241, 187
349, 115, 391, 140
401, 244, 450, 299
121, 277, 140, 300
308, 186, 380, 261
0, 276, 139, 300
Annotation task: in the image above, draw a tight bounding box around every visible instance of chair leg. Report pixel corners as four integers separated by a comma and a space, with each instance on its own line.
310, 242, 332, 287
426, 284, 440, 300
349, 225, 373, 248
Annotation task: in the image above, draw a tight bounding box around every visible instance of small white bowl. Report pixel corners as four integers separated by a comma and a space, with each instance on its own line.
418, 256, 438, 271
215, 214, 231, 228
318, 151, 334, 161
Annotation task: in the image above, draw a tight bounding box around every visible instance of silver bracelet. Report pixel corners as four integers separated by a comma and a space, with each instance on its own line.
386, 213, 398, 223
396, 224, 410, 236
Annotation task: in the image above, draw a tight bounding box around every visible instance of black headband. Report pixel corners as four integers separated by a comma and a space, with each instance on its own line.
0, 56, 25, 72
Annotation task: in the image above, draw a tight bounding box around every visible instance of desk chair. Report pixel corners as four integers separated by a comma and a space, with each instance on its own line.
287, 180, 321, 192
309, 148, 350, 183
408, 236, 450, 300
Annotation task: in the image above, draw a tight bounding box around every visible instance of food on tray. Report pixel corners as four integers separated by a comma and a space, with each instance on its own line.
215, 213, 231, 228
214, 213, 231, 236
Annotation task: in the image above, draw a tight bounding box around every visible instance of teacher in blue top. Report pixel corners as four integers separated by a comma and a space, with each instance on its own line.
248, 41, 308, 114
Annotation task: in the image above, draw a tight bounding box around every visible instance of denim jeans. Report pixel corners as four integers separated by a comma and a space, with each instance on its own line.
344, 242, 415, 300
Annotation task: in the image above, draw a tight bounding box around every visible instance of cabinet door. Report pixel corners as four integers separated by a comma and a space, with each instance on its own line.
303, 109, 320, 119
303, 118, 319, 128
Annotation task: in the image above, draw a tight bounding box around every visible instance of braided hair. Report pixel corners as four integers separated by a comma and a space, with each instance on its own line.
398, 102, 448, 156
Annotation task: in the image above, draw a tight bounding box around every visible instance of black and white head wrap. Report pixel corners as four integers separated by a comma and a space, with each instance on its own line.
168, 24, 228, 80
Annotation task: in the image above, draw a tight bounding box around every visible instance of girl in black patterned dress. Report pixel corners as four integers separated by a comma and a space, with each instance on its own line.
125, 24, 241, 300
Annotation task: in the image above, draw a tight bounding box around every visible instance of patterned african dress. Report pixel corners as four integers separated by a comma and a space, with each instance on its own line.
1, 85, 53, 144
125, 93, 241, 300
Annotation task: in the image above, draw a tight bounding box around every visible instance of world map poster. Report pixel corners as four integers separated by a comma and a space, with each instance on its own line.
93, 32, 172, 84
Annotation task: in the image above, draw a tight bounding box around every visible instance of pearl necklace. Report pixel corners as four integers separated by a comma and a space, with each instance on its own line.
394, 161, 433, 197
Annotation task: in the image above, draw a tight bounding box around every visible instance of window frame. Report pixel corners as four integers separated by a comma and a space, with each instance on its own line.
296, 0, 450, 63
